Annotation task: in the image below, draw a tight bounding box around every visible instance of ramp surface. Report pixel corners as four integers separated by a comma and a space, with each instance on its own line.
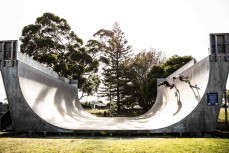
16, 54, 210, 131
1, 49, 228, 133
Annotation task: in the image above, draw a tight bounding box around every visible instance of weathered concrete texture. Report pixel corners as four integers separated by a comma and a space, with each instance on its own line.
17, 53, 59, 79
1, 66, 61, 132
185, 55, 229, 132
1, 52, 228, 133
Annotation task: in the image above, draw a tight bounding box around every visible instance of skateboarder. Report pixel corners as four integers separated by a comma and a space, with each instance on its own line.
173, 75, 189, 83
158, 81, 175, 89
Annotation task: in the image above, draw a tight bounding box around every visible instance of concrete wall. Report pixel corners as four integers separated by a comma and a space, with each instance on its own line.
1, 66, 70, 133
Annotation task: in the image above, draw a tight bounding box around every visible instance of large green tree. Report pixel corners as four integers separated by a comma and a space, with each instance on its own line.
94, 22, 132, 112
20, 12, 100, 98
122, 49, 166, 112
162, 55, 193, 77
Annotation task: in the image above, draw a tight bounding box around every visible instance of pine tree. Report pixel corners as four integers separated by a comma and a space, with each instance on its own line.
94, 22, 132, 113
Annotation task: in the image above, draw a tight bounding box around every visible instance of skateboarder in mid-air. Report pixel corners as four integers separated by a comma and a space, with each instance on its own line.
173, 75, 189, 83
158, 81, 175, 89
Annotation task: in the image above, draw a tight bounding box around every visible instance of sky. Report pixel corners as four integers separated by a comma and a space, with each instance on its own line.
1, 0, 229, 102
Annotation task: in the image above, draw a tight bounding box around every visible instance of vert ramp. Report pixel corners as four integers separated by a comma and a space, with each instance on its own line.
1, 54, 227, 133
1, 40, 229, 133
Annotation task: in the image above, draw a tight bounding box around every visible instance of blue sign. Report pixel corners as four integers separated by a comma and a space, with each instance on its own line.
207, 93, 218, 106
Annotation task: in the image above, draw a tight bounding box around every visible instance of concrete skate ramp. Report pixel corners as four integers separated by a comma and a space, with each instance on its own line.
17, 55, 210, 131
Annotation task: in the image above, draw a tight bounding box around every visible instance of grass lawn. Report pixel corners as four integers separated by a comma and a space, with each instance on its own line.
217, 108, 229, 130
86, 109, 110, 116
218, 108, 229, 122
0, 137, 228, 153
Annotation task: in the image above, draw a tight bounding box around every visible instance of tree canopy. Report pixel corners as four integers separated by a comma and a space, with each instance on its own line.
20, 12, 100, 98
121, 49, 166, 112
162, 55, 193, 77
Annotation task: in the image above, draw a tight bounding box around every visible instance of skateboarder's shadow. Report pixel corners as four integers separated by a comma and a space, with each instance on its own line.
187, 81, 201, 101
173, 86, 182, 116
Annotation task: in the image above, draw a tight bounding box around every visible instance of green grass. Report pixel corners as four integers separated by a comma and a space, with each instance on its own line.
85, 108, 144, 117
217, 108, 229, 130
86, 109, 110, 117
218, 108, 229, 123
0, 138, 228, 153
86, 109, 109, 114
